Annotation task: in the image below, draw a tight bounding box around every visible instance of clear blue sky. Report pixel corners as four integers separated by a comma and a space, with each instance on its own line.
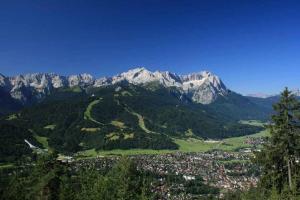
0, 0, 299, 94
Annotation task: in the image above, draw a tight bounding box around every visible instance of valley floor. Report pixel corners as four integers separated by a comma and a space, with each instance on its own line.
77, 125, 268, 158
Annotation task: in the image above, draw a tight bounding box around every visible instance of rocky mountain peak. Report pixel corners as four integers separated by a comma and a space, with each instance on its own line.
105, 67, 228, 104
113, 67, 155, 84
0, 67, 229, 105
68, 73, 94, 87
180, 71, 227, 104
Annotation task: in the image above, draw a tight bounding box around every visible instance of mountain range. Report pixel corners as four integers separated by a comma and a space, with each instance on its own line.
0, 67, 228, 108
0, 67, 293, 162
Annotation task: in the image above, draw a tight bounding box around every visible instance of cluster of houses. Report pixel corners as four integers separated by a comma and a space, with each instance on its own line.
134, 151, 258, 191
243, 136, 265, 146
71, 150, 259, 198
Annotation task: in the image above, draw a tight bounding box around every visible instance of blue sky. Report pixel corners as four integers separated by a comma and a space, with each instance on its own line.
0, 0, 299, 94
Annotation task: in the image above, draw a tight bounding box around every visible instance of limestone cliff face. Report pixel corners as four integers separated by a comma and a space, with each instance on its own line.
0, 67, 228, 105
105, 68, 227, 104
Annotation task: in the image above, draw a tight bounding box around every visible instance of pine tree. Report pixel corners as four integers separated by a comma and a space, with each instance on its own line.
256, 88, 300, 197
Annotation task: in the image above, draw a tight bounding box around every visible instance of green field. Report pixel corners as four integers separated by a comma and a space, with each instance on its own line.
6, 114, 17, 121
174, 138, 218, 152
223, 129, 269, 147
175, 128, 268, 152
33, 127, 269, 158
76, 128, 269, 158
77, 148, 173, 157
124, 105, 155, 134
34, 134, 50, 150
84, 98, 103, 125
44, 124, 56, 130
0, 163, 14, 169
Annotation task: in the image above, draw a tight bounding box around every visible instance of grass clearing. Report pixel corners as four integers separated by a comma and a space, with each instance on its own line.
121, 91, 132, 96
84, 98, 103, 125
174, 129, 269, 153
111, 120, 126, 129
44, 124, 56, 130
78, 148, 173, 157
0, 163, 14, 169
224, 129, 269, 145
127, 109, 154, 134
106, 132, 120, 141
6, 114, 17, 120
121, 103, 155, 134
174, 138, 217, 152
81, 128, 101, 132
34, 134, 50, 149
123, 133, 134, 139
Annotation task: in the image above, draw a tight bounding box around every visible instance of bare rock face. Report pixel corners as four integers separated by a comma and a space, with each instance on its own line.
102, 67, 181, 88
68, 73, 94, 87
0, 68, 228, 105
94, 77, 112, 87
101, 68, 228, 104
181, 71, 228, 104
0, 73, 93, 104
51, 74, 68, 88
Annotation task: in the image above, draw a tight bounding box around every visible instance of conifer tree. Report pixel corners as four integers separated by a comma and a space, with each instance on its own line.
256, 87, 300, 196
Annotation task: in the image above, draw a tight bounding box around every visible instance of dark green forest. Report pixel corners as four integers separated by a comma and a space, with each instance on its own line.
0, 83, 264, 162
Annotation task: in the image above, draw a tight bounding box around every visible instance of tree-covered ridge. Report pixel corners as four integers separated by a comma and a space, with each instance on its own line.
0, 82, 263, 161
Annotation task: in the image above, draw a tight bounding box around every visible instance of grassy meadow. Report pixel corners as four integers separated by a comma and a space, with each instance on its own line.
77, 120, 269, 158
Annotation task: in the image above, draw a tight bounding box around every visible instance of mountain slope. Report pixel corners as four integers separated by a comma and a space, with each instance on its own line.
0, 68, 274, 161
0, 68, 228, 112
209, 91, 271, 121
0, 83, 264, 159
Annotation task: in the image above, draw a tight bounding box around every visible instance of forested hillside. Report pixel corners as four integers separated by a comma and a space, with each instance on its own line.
0, 82, 265, 161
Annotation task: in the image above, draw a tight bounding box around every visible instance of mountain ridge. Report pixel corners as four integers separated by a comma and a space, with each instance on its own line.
0, 81, 264, 162
0, 69, 273, 161
0, 67, 228, 105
